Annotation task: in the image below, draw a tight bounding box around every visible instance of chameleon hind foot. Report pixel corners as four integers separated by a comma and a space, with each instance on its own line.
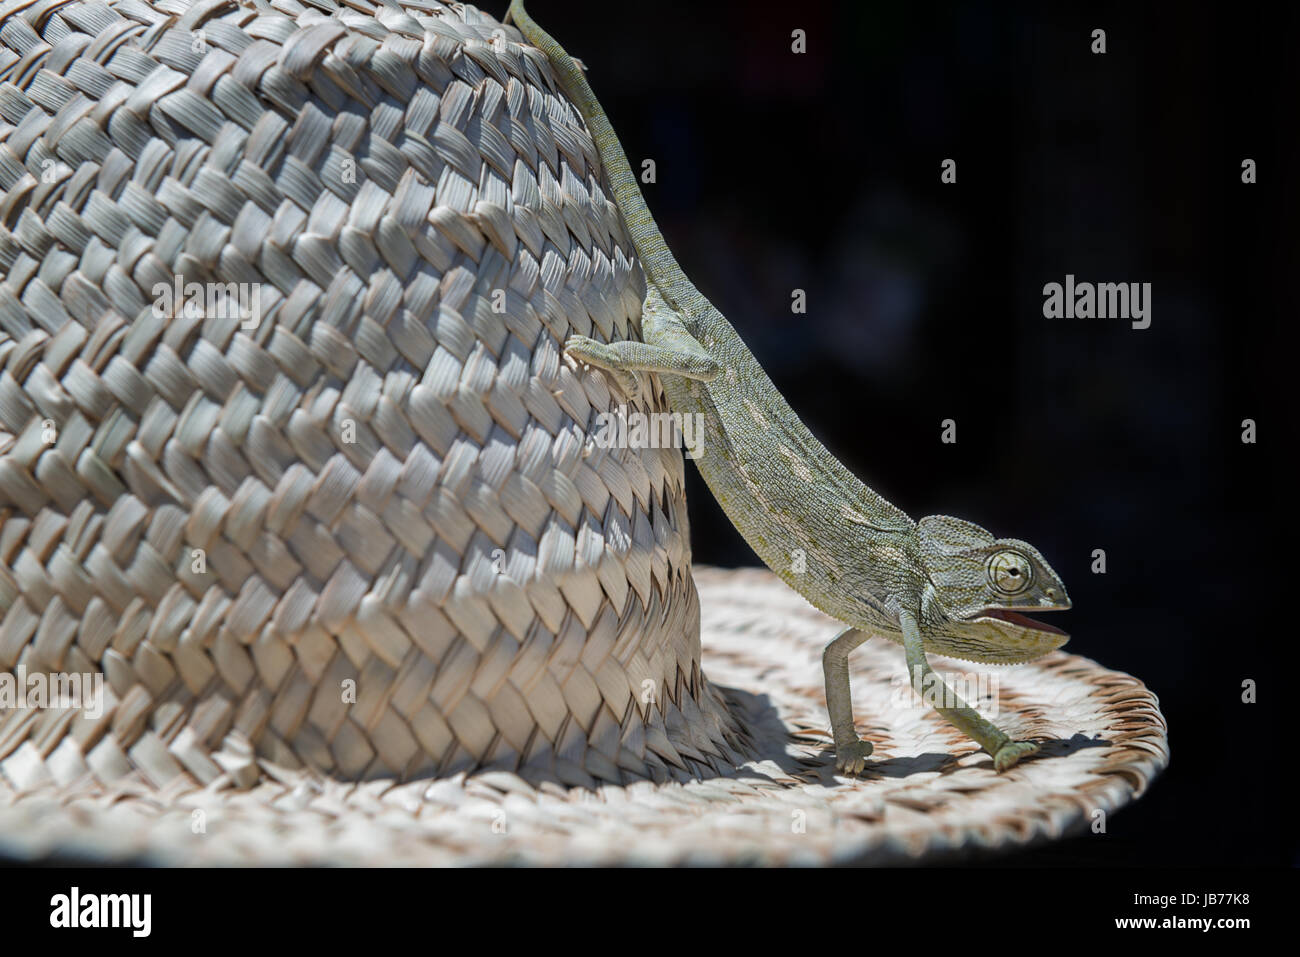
563, 334, 623, 369
992, 739, 1039, 771
834, 738, 874, 776
564, 333, 721, 381
564, 335, 644, 398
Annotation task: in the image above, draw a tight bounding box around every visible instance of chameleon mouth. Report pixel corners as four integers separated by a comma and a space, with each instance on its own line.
974, 608, 1069, 637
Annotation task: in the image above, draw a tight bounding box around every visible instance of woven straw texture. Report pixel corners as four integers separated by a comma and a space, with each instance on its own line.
0, 567, 1169, 865
0, 0, 750, 799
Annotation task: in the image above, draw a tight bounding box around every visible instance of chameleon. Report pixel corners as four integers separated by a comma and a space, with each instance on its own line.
506, 1, 1071, 773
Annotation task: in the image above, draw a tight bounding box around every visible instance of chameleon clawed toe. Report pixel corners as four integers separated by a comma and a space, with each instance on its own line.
992, 739, 1041, 772
564, 335, 644, 399
834, 739, 874, 776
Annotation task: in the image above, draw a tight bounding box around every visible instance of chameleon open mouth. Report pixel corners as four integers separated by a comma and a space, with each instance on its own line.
975, 608, 1069, 637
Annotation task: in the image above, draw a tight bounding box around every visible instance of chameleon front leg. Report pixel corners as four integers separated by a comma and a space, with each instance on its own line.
898, 609, 1039, 771
823, 626, 875, 774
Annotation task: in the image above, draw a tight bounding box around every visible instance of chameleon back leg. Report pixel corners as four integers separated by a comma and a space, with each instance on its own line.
565, 286, 722, 388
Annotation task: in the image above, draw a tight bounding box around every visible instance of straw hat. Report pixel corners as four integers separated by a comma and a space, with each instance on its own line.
0, 0, 1167, 864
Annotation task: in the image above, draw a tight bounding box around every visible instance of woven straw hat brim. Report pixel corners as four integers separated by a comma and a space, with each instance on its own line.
0, 568, 1169, 866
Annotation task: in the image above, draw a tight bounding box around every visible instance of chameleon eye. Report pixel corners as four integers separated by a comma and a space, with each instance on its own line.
988, 550, 1033, 594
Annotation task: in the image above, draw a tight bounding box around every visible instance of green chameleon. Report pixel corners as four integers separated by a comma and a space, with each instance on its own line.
507, 1, 1071, 773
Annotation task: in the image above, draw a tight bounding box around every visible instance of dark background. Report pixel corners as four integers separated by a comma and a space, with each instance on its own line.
521, 0, 1295, 866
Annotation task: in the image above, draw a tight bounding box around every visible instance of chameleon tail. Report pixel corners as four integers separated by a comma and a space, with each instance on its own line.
506, 1, 706, 317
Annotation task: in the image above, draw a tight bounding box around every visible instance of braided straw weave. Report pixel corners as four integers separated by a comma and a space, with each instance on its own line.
0, 0, 1170, 865
0, 567, 1169, 865
0, 0, 750, 797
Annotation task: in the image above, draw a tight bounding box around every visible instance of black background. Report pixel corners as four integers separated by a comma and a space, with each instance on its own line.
521, 0, 1294, 866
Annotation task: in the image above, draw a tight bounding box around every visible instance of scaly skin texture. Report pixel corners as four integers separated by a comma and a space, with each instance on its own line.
508, 1, 1072, 773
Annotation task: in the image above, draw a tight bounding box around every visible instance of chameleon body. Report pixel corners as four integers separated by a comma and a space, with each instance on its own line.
508, 1, 1071, 773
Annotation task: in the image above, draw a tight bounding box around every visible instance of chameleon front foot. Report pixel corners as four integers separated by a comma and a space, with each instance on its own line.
834, 738, 874, 776
992, 739, 1040, 771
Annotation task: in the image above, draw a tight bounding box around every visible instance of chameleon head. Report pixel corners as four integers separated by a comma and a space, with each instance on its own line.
913, 515, 1071, 664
